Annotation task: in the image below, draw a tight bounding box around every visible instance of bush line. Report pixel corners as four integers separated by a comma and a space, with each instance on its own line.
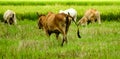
0, 13, 120, 21
0, 1, 120, 6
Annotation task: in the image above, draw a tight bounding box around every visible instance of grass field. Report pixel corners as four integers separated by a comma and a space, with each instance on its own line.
0, 5, 120, 21
0, 0, 120, 59
0, 20, 120, 59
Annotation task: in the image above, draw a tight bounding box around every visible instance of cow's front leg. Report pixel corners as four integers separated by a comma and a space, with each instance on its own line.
61, 35, 67, 46
44, 28, 51, 37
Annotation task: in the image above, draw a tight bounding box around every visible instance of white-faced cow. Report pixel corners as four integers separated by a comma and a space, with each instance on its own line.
59, 8, 77, 22
78, 9, 101, 26
3, 10, 17, 25
37, 12, 81, 46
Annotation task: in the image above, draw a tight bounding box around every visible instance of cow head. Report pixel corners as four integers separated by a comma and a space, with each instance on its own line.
9, 14, 14, 25
36, 12, 45, 17
78, 16, 88, 26
38, 15, 46, 29
37, 12, 46, 29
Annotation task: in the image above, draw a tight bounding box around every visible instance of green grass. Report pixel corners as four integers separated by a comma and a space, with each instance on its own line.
0, 1, 120, 6
0, 5, 120, 21
0, 0, 120, 5
0, 1, 120, 59
0, 20, 120, 59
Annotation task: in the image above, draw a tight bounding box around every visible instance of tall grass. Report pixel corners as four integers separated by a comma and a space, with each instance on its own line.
0, 5, 120, 21
0, 1, 120, 5
0, 20, 120, 59
0, 1, 120, 58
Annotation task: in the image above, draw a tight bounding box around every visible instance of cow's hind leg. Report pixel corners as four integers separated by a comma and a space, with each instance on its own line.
57, 28, 67, 46
61, 30, 67, 46
54, 30, 60, 40
58, 25, 67, 46
61, 34, 67, 46
55, 32, 60, 40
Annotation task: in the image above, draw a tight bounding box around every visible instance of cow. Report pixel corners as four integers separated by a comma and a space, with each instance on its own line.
37, 12, 81, 46
78, 9, 101, 26
59, 8, 77, 22
3, 10, 17, 25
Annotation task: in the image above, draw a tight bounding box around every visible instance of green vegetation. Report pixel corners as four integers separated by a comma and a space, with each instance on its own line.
0, 1, 120, 6
0, 20, 120, 59
0, 0, 120, 59
0, 5, 120, 21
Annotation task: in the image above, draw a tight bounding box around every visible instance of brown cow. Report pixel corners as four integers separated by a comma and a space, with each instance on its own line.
78, 9, 101, 26
37, 12, 81, 46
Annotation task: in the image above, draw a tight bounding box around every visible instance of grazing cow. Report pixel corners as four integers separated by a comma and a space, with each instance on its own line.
78, 9, 101, 26
37, 12, 81, 46
3, 10, 17, 25
59, 8, 77, 22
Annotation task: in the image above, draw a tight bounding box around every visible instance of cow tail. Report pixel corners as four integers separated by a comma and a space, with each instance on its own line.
72, 18, 81, 38
65, 16, 69, 32
67, 12, 81, 38
77, 26, 81, 38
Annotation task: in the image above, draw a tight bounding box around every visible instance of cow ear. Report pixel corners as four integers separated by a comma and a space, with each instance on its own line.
36, 12, 40, 17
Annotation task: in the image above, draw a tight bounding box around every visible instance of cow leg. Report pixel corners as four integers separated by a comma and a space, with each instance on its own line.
44, 29, 51, 37
55, 32, 60, 40
61, 29, 67, 46
13, 16, 17, 25
58, 25, 68, 46
44, 30, 52, 40
95, 12, 101, 24
48, 30, 52, 36
97, 14, 101, 24
61, 34, 67, 46
85, 22, 87, 26
4, 20, 8, 24
91, 18, 95, 24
